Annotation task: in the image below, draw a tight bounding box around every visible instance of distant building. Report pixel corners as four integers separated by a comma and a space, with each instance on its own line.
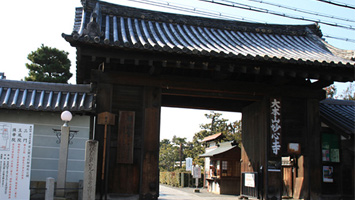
200, 133, 241, 195
319, 99, 354, 199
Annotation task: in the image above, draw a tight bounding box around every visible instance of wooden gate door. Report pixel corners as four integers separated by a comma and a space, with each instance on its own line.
282, 165, 293, 197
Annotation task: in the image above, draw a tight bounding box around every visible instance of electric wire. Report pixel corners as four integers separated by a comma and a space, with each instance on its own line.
123, 0, 266, 23
315, 0, 355, 10
244, 0, 355, 23
323, 35, 355, 43
198, 0, 355, 31
121, 0, 355, 44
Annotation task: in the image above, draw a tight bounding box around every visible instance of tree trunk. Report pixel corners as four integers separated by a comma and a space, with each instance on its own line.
179, 143, 182, 168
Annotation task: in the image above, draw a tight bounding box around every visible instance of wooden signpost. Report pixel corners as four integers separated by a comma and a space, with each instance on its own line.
97, 112, 115, 200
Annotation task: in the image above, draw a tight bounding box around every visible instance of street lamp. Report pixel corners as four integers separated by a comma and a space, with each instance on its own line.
56, 110, 72, 197
61, 111, 72, 127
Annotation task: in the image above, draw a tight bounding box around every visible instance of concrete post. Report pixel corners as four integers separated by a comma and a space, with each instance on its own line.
45, 177, 55, 200
181, 173, 184, 187
56, 125, 70, 197
83, 140, 99, 200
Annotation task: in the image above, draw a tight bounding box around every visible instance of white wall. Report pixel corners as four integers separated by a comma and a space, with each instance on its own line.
0, 110, 90, 183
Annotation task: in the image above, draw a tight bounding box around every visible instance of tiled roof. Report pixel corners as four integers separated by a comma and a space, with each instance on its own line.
0, 80, 95, 113
199, 141, 236, 157
202, 132, 223, 142
320, 99, 355, 136
63, 1, 354, 68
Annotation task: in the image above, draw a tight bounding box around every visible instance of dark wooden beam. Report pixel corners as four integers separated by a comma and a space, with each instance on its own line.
189, 61, 195, 69
162, 89, 261, 102
176, 61, 181, 68
75, 45, 354, 83
162, 95, 251, 112
91, 70, 326, 99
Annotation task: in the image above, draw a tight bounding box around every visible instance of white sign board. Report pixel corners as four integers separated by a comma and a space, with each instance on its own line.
185, 158, 192, 171
0, 122, 34, 200
244, 173, 255, 188
192, 166, 201, 178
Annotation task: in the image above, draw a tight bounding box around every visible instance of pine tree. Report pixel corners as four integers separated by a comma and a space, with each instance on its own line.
25, 44, 72, 83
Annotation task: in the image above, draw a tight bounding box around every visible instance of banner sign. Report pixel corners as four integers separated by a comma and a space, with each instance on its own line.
185, 158, 192, 171
192, 165, 201, 178
0, 122, 34, 200
270, 98, 282, 156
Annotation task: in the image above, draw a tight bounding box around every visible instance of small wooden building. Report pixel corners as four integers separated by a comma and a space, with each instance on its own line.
319, 99, 354, 200
200, 134, 241, 195
62, 0, 354, 199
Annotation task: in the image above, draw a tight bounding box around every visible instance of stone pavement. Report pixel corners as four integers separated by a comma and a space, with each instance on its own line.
159, 184, 248, 200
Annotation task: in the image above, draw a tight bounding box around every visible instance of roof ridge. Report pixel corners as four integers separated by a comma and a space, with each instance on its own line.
0, 79, 92, 93
82, 0, 321, 37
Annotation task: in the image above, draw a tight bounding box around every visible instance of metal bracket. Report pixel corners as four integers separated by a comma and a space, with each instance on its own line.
53, 129, 79, 145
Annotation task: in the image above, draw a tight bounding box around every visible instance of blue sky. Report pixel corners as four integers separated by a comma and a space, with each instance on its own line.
0, 0, 353, 141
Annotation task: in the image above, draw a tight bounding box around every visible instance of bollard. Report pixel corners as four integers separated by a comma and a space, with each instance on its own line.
83, 140, 99, 200
45, 177, 55, 200
180, 173, 184, 187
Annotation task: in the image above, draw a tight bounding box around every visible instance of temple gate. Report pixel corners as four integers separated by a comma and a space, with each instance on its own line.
63, 0, 354, 199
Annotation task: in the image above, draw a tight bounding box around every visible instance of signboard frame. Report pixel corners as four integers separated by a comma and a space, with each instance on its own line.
0, 122, 34, 200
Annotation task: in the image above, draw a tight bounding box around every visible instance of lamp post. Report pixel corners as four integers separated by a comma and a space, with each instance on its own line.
56, 111, 72, 197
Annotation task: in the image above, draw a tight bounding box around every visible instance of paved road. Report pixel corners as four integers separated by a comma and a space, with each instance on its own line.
159, 185, 241, 200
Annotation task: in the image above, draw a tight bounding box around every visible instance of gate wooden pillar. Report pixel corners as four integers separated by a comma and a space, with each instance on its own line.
241, 98, 268, 199
140, 87, 162, 200
94, 83, 113, 195
305, 99, 322, 200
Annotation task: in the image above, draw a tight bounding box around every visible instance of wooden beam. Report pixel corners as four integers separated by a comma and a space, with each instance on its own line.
162, 95, 250, 112
253, 66, 261, 74
203, 62, 208, 70
189, 61, 195, 69
91, 70, 326, 99
75, 46, 354, 83
162, 89, 261, 101
162, 60, 167, 68
228, 64, 235, 72
148, 60, 153, 67
176, 60, 181, 68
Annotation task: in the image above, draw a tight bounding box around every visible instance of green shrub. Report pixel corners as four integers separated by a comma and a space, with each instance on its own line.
159, 171, 204, 187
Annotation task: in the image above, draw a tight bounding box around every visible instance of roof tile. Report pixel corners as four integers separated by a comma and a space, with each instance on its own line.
0, 80, 95, 113
63, 3, 354, 67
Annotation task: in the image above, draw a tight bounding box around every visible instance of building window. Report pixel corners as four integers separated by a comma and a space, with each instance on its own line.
222, 161, 228, 170
222, 161, 228, 176
322, 132, 340, 163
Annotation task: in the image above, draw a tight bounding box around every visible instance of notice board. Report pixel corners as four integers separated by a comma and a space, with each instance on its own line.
0, 122, 34, 200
